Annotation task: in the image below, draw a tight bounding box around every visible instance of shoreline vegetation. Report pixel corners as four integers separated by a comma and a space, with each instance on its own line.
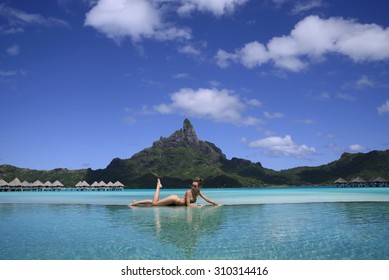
1, 120, 389, 189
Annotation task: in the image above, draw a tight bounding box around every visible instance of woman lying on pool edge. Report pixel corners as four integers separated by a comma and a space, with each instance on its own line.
128, 178, 223, 207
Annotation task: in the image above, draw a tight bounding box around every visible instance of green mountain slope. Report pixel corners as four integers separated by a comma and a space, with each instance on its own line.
87, 119, 271, 188
1, 119, 388, 188
281, 150, 389, 184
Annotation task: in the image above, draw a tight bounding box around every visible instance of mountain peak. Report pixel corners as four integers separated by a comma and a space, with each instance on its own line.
183, 118, 193, 129
182, 118, 198, 144
125, 119, 226, 179
152, 119, 199, 147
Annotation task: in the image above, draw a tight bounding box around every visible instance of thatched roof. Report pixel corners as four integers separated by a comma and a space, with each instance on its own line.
76, 181, 90, 187
91, 181, 100, 187
107, 181, 114, 187
8, 178, 22, 186
43, 181, 52, 187
52, 180, 64, 187
350, 177, 366, 183
113, 181, 124, 187
98, 181, 107, 187
371, 176, 388, 183
32, 180, 43, 187
334, 177, 348, 184
0, 179, 8, 186
21, 181, 31, 187
81, 181, 90, 187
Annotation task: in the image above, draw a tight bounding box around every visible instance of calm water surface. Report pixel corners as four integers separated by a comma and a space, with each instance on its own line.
0, 188, 388, 260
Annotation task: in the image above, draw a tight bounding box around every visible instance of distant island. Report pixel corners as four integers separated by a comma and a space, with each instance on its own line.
1, 119, 389, 188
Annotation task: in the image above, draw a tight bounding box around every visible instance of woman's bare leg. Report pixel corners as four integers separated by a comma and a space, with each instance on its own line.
129, 179, 163, 206
153, 195, 183, 206
152, 179, 163, 205
129, 199, 152, 206
129, 179, 184, 207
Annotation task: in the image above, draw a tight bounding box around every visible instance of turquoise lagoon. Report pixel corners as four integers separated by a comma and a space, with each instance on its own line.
0, 187, 388, 260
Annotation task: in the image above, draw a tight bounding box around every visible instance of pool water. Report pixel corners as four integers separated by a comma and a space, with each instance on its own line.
0, 188, 388, 260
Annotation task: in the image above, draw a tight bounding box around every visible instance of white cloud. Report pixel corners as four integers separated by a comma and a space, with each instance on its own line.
0, 3, 69, 31
209, 80, 221, 87
84, 0, 191, 42
0, 26, 24, 34
378, 100, 389, 115
178, 44, 201, 56
264, 111, 284, 119
216, 41, 269, 68
178, 0, 248, 16
317, 132, 337, 139
295, 118, 316, 124
355, 75, 375, 89
6, 44, 20, 56
215, 49, 238, 68
337, 93, 355, 101
172, 72, 190, 79
307, 91, 330, 101
84, 0, 247, 42
0, 69, 27, 89
216, 15, 389, 72
349, 144, 366, 152
246, 98, 262, 107
154, 87, 262, 125
239, 41, 269, 68
249, 135, 316, 157
0, 69, 26, 78
291, 0, 325, 15
123, 116, 137, 125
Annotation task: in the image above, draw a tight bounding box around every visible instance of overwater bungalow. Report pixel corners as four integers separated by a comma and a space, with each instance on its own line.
332, 176, 389, 188
74, 181, 90, 190
98, 181, 107, 187
42, 181, 53, 190
32, 180, 43, 187
1, 177, 124, 191
0, 179, 9, 191
52, 180, 64, 190
81, 181, 90, 187
0, 179, 8, 186
21, 181, 31, 190
8, 178, 22, 186
113, 181, 124, 187
7, 178, 23, 191
91, 181, 100, 189
349, 177, 367, 187
370, 176, 388, 187
334, 177, 348, 187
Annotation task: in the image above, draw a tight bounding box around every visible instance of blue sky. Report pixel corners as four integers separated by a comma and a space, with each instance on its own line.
1, 0, 389, 171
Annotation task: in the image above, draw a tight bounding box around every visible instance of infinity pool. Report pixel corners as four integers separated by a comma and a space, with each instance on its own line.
1, 188, 388, 259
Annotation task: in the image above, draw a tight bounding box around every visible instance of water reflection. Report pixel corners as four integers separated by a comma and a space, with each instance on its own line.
2, 202, 389, 260
127, 206, 226, 258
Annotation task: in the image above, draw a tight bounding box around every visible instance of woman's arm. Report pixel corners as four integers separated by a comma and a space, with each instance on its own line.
199, 192, 222, 206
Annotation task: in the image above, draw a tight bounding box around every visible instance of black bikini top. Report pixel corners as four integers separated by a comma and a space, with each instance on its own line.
190, 190, 199, 203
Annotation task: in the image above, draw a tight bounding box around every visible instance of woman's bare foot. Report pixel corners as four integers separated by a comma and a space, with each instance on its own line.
157, 178, 163, 189
128, 200, 137, 207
